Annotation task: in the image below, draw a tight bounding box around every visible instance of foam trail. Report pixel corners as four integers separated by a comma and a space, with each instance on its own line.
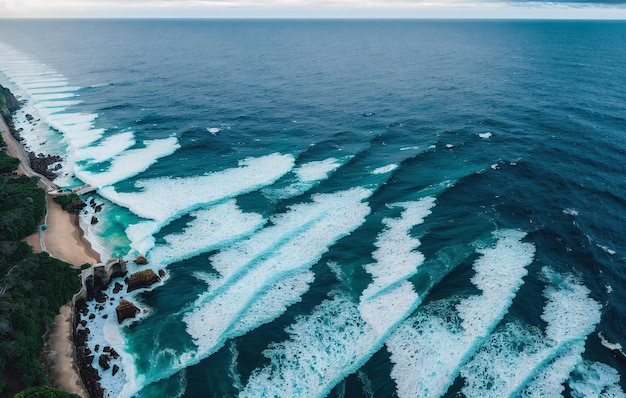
240, 294, 379, 398
361, 198, 436, 301
76, 136, 180, 187
228, 342, 244, 393
229, 270, 315, 337
460, 270, 602, 398
73, 132, 136, 162
262, 157, 348, 200
145, 200, 266, 266
569, 361, 626, 398
184, 188, 371, 356
521, 342, 585, 397
372, 164, 398, 174
99, 153, 295, 221
386, 230, 535, 398
240, 197, 436, 397
0, 43, 181, 194
121, 188, 371, 397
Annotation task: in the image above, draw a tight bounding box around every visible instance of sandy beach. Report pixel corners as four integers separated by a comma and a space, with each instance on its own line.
44, 195, 101, 267
2, 114, 96, 397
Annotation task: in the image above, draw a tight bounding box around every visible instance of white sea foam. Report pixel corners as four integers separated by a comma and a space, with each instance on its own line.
599, 332, 624, 352
230, 270, 315, 336
240, 295, 379, 398
263, 157, 346, 200
228, 342, 244, 393
360, 197, 436, 300
563, 208, 579, 216
31, 92, 77, 101
359, 282, 420, 338
146, 200, 266, 267
386, 229, 535, 398
522, 342, 586, 397
184, 188, 371, 358
125, 221, 161, 260
77, 136, 180, 187
371, 164, 398, 175
597, 244, 617, 255
99, 153, 295, 221
569, 361, 626, 398
295, 158, 343, 182
29, 85, 80, 94
479, 132, 493, 139
74, 132, 136, 162
460, 269, 601, 398
119, 188, 372, 397
240, 196, 436, 397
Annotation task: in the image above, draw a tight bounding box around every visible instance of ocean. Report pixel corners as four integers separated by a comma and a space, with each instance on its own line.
0, 19, 625, 397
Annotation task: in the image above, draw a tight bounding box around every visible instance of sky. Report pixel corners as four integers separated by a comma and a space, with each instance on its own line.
0, 0, 625, 19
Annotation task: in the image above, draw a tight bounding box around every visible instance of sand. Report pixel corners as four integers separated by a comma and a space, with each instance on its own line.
42, 305, 89, 397
43, 194, 101, 267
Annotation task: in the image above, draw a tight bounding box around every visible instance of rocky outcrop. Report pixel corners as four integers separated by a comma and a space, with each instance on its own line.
133, 255, 148, 265
0, 84, 19, 117
126, 269, 160, 292
74, 299, 105, 398
115, 298, 139, 323
28, 152, 63, 180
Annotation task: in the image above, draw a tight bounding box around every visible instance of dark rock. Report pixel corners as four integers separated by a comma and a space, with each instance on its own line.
80, 320, 87, 327
89, 314, 95, 320
103, 314, 108, 319
110, 348, 119, 359
99, 354, 111, 371
85, 355, 94, 365
133, 255, 148, 265
94, 204, 103, 213
158, 269, 166, 278
27, 152, 63, 181
103, 346, 111, 353
127, 269, 160, 293
112, 364, 120, 377
116, 298, 140, 323
91, 216, 99, 224
113, 282, 124, 294
95, 344, 100, 352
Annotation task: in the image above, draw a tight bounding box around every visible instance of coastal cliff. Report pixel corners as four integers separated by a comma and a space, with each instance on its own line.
0, 84, 19, 117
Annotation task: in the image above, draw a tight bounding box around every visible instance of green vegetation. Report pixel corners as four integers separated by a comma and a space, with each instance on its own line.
14, 385, 81, 398
0, 175, 45, 241
0, 135, 20, 174
52, 193, 81, 211
0, 151, 19, 174
0, 116, 81, 397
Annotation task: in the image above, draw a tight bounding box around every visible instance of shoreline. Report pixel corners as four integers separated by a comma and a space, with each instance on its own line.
1, 112, 95, 397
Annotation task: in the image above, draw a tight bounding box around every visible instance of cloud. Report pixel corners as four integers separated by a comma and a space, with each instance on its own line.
1, 0, 625, 18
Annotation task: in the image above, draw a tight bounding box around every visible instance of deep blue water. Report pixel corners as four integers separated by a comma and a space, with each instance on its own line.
1, 19, 626, 397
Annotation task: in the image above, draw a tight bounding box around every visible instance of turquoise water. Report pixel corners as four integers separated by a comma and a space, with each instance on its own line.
0, 19, 625, 397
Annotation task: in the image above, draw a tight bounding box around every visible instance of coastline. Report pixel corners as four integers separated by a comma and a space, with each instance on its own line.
1, 112, 96, 397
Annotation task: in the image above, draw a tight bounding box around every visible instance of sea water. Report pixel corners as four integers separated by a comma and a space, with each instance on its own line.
0, 19, 625, 397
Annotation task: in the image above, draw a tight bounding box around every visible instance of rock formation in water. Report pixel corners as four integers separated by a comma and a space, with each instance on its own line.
126, 269, 160, 292
115, 298, 140, 323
